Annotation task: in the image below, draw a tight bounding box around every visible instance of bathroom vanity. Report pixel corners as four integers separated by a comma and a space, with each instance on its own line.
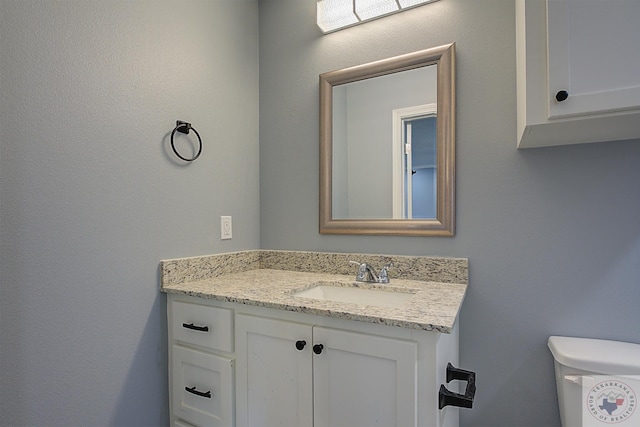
161, 250, 470, 427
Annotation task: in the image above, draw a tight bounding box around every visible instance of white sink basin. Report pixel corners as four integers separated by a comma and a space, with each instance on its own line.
293, 282, 415, 308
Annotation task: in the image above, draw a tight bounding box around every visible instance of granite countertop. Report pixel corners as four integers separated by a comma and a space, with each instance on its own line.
160, 251, 468, 333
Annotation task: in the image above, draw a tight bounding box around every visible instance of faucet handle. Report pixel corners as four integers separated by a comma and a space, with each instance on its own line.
349, 260, 367, 281
377, 263, 393, 283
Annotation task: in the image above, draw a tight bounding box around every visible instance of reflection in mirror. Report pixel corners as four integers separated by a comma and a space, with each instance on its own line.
332, 67, 437, 219
320, 43, 455, 236
394, 104, 437, 219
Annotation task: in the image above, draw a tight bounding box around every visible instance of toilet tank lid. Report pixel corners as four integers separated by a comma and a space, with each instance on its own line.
548, 336, 640, 374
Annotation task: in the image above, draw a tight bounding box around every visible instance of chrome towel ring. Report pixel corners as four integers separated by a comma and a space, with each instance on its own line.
170, 120, 202, 162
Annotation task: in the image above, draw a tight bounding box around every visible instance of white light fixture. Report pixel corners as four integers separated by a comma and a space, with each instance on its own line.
317, 0, 439, 34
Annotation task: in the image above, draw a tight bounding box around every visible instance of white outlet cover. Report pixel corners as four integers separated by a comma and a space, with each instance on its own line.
221, 216, 232, 240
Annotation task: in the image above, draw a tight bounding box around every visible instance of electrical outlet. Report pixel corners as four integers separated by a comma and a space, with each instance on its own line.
221, 216, 232, 240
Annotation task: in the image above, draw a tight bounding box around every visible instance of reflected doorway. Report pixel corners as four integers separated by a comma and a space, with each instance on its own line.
392, 104, 437, 219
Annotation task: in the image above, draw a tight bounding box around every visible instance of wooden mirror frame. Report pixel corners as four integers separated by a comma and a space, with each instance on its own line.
319, 43, 455, 236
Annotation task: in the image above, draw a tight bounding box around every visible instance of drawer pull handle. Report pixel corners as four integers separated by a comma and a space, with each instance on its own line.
185, 386, 212, 399
182, 322, 209, 332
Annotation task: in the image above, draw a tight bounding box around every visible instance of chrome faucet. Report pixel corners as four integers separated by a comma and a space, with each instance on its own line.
349, 261, 393, 284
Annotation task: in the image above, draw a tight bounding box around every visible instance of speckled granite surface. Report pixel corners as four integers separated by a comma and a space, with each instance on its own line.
161, 250, 468, 284
160, 250, 468, 333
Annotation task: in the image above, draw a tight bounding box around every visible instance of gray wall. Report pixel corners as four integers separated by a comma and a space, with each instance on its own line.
258, 1, 640, 426
0, 0, 258, 425
2, 1, 639, 426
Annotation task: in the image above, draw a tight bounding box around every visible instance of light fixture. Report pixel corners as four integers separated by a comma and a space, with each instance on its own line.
317, 0, 439, 34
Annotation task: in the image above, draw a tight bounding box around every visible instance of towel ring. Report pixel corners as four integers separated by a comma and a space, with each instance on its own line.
171, 120, 202, 162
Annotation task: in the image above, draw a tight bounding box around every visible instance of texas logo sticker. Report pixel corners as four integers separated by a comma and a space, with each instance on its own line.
583, 376, 638, 426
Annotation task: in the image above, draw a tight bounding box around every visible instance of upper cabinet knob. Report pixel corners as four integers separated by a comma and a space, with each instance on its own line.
555, 90, 569, 102
313, 344, 324, 354
295, 340, 306, 351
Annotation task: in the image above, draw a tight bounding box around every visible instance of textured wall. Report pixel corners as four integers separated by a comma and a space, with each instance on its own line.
258, 1, 640, 426
2, 1, 639, 425
0, 0, 258, 425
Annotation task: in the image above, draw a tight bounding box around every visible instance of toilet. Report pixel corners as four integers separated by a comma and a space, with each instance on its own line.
548, 336, 640, 427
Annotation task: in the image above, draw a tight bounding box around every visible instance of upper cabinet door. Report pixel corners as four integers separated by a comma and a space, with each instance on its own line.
547, 0, 640, 119
516, 0, 640, 148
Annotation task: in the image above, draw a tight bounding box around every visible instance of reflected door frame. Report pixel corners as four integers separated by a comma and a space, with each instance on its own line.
391, 103, 437, 219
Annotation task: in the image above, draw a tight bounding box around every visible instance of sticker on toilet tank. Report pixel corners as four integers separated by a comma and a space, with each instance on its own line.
583, 376, 639, 426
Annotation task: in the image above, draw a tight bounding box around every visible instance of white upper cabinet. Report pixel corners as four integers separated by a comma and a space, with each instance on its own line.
516, 0, 640, 148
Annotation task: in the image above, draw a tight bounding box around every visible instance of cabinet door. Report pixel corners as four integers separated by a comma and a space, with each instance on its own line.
312, 326, 418, 427
235, 314, 313, 427
546, 0, 640, 119
516, 0, 640, 147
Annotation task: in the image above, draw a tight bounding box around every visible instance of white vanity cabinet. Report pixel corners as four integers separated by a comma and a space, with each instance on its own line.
167, 293, 461, 427
516, 0, 640, 148
235, 314, 419, 427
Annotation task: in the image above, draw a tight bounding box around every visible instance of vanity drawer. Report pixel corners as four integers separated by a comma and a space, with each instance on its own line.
171, 300, 233, 353
172, 345, 234, 427
174, 419, 198, 427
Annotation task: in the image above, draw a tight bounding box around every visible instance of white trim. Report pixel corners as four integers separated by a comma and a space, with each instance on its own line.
391, 103, 437, 219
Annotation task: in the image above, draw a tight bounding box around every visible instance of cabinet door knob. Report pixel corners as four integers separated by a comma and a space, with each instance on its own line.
295, 340, 306, 350
555, 90, 569, 102
313, 344, 324, 354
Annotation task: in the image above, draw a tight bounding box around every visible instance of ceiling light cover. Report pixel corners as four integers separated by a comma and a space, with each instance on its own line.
317, 0, 439, 33
354, 0, 398, 21
317, 0, 358, 33
398, 0, 434, 7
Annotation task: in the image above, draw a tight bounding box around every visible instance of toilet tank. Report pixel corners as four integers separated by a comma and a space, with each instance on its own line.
548, 336, 640, 427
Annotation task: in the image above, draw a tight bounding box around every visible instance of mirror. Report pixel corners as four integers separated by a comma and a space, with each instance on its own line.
319, 43, 455, 236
